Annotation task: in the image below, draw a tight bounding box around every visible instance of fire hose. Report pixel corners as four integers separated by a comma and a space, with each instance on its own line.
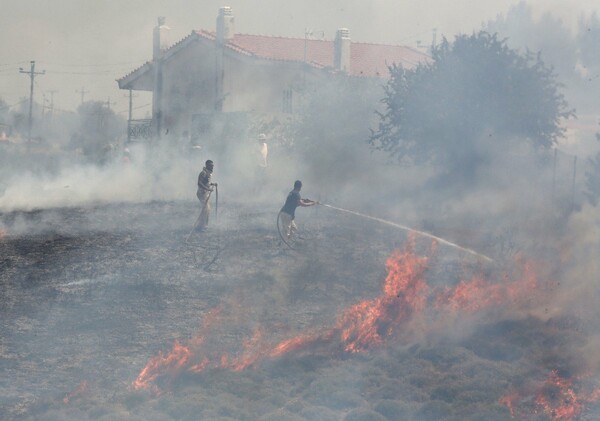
185, 188, 213, 243
214, 183, 218, 220
276, 202, 493, 262
276, 211, 294, 250
319, 203, 493, 262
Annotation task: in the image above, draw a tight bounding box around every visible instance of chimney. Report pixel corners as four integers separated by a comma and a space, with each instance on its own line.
153, 17, 171, 61
334, 28, 351, 73
216, 7, 235, 44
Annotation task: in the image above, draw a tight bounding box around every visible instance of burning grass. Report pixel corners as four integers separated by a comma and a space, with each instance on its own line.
128, 230, 600, 419
1, 202, 599, 420
132, 235, 541, 395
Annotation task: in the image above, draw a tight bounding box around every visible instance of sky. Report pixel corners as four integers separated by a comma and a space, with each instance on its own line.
1, 0, 599, 117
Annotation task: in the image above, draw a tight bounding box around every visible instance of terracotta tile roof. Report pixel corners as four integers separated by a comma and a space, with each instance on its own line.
229, 34, 334, 67
116, 61, 151, 87
118, 30, 430, 85
198, 31, 429, 77
350, 42, 427, 77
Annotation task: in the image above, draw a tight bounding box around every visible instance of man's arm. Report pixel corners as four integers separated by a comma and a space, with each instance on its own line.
197, 172, 214, 191
299, 198, 318, 207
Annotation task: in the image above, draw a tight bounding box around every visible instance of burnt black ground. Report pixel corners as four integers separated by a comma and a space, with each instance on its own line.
0, 201, 402, 420
0, 201, 596, 420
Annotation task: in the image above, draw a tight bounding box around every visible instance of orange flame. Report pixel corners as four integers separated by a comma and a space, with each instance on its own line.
133, 240, 542, 396
500, 371, 600, 420
434, 262, 537, 313
498, 391, 520, 418
133, 341, 196, 393
63, 381, 89, 404
133, 307, 222, 392
534, 371, 582, 420
336, 246, 429, 353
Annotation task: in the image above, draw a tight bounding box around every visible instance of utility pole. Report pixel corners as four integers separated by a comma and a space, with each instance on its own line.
105, 97, 116, 111
48, 90, 57, 124
41, 93, 47, 120
76, 86, 88, 106
19, 60, 45, 143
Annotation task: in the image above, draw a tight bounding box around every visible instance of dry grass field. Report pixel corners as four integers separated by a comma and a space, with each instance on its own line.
1, 201, 598, 420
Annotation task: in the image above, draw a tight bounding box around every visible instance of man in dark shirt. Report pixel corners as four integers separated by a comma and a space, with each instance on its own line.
279, 180, 317, 241
196, 160, 216, 231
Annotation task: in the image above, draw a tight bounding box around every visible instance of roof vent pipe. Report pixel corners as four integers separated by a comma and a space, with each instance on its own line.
216, 7, 235, 44
153, 17, 171, 60
334, 28, 351, 73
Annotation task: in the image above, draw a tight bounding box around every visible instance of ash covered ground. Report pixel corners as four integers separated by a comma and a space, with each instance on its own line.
1, 201, 599, 421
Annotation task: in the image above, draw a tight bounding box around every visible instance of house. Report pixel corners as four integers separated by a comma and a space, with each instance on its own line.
117, 7, 429, 144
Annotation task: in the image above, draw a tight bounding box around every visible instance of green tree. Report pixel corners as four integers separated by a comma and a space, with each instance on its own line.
369, 31, 572, 185
70, 101, 125, 164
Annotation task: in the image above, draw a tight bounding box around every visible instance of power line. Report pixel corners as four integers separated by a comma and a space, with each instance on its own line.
44, 69, 126, 76
76, 87, 89, 106
19, 61, 45, 143
116, 102, 150, 114
37, 60, 146, 68
47, 90, 57, 122
0, 61, 30, 67
50, 106, 75, 115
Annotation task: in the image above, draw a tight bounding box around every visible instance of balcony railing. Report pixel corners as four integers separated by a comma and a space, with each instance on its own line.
127, 119, 153, 141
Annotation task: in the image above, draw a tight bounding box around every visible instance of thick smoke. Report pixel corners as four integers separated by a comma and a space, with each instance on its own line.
558, 204, 600, 327
1, 2, 600, 421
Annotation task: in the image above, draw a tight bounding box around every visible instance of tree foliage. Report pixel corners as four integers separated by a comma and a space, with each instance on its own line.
70, 101, 125, 164
369, 31, 572, 182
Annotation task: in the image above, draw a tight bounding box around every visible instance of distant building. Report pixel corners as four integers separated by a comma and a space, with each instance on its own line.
117, 7, 429, 144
